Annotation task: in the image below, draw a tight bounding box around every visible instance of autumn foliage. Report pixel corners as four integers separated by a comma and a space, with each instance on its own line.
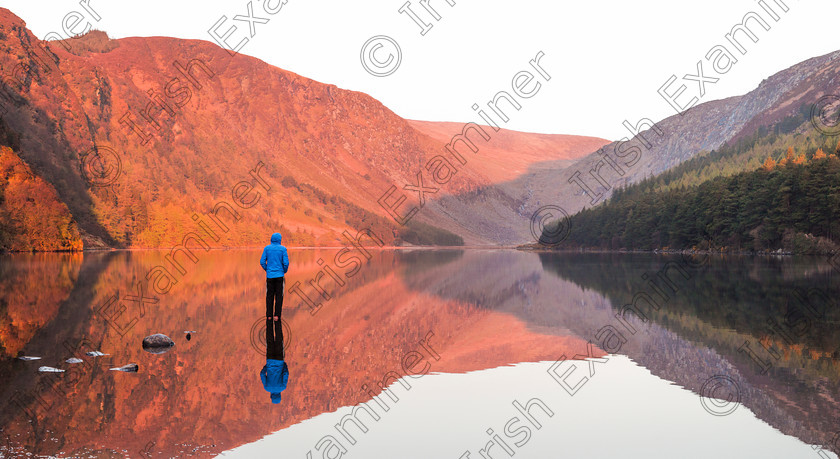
762, 156, 776, 171
0, 146, 83, 251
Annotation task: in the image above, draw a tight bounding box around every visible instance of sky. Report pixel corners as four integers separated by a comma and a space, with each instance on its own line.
2, 0, 839, 140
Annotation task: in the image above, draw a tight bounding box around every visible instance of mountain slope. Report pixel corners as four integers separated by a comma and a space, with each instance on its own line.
0, 145, 82, 251
395, 50, 840, 246
506, 49, 840, 235
0, 8, 609, 249
408, 120, 608, 182
2, 4, 838, 248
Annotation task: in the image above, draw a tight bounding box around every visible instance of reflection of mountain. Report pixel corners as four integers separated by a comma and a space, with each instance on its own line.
0, 250, 598, 457
393, 250, 839, 454
536, 253, 840, 454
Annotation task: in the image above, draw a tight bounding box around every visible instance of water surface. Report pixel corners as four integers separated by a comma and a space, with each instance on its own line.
0, 250, 837, 458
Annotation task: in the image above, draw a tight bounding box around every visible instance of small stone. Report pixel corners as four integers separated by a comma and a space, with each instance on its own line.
18, 356, 41, 361
110, 364, 139, 372
66, 358, 83, 364
38, 366, 65, 373
142, 334, 175, 354
85, 351, 109, 357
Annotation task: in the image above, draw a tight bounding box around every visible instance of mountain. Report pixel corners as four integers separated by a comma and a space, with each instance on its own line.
0, 8, 606, 250
408, 120, 607, 182
2, 4, 838, 249
536, 70, 840, 253
504, 49, 840, 236
387, 50, 840, 246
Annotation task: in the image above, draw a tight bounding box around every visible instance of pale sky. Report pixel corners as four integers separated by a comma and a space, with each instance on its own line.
2, 0, 838, 140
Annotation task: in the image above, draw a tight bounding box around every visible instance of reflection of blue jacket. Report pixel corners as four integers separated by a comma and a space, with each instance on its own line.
260, 233, 289, 279
261, 359, 289, 404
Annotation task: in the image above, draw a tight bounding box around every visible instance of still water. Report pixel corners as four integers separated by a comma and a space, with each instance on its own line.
0, 249, 837, 458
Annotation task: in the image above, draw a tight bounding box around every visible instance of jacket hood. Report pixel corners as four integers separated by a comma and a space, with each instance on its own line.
270, 233, 282, 244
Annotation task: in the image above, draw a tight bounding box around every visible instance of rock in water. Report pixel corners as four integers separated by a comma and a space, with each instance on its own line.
85, 351, 109, 357
142, 334, 175, 354
18, 356, 41, 361
110, 364, 139, 372
66, 358, 83, 364
38, 366, 65, 373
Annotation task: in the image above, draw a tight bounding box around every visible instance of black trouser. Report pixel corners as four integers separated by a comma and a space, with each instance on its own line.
266, 318, 284, 360
266, 277, 285, 318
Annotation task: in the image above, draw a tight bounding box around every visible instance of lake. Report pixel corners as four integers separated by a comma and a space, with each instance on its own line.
0, 249, 837, 458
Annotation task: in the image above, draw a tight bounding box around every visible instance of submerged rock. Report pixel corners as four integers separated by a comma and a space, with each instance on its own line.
18, 356, 41, 361
85, 351, 109, 357
38, 366, 65, 373
110, 364, 139, 372
142, 334, 175, 354
66, 358, 84, 364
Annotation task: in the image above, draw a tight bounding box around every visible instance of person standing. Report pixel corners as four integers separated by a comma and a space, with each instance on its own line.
260, 232, 289, 321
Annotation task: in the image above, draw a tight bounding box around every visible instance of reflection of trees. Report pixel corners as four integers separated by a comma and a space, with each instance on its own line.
0, 251, 114, 455
537, 252, 840, 455
0, 253, 84, 357
538, 253, 840, 372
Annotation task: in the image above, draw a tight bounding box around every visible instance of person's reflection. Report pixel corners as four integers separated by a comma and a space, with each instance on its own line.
260, 318, 289, 404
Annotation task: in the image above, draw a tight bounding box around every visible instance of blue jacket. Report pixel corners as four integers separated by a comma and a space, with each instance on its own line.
260, 233, 289, 278
260, 359, 289, 404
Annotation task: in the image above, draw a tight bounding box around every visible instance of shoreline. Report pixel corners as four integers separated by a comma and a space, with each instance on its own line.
0, 245, 517, 254
2, 245, 832, 257
513, 245, 826, 257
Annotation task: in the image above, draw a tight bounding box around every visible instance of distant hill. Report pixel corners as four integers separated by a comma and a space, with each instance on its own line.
408, 120, 608, 183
